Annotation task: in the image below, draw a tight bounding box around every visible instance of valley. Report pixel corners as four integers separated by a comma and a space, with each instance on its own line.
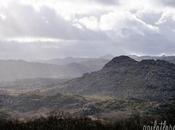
0, 56, 175, 125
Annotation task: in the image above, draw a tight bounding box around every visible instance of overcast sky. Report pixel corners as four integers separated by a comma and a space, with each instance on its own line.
0, 0, 175, 60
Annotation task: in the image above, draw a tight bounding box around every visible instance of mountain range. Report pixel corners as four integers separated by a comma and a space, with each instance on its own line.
0, 55, 175, 121
0, 55, 175, 82
130, 55, 175, 64
0, 58, 109, 82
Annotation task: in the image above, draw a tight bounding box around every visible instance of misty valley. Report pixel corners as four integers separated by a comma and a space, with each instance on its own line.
0, 55, 175, 130
1, 0, 175, 129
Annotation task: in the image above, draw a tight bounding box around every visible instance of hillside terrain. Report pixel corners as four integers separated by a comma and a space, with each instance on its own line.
0, 56, 175, 127
60, 56, 175, 102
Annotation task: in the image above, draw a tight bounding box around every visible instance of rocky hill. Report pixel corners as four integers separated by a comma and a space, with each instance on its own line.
60, 56, 175, 102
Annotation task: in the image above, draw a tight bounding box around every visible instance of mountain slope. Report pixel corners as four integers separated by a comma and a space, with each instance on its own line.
60, 56, 175, 101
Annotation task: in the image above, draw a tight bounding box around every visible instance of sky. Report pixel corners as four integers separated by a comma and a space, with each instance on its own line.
0, 0, 175, 60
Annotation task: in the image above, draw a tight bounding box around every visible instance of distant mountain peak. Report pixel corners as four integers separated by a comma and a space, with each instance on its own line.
103, 55, 137, 69
140, 59, 174, 68
140, 59, 156, 65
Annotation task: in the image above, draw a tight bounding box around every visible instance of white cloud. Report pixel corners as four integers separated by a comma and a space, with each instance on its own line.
78, 16, 99, 30
99, 10, 159, 34
156, 9, 175, 25
0, 14, 6, 20
0, 0, 175, 60
19, 0, 112, 21
0, 3, 108, 41
6, 37, 62, 43
100, 11, 125, 31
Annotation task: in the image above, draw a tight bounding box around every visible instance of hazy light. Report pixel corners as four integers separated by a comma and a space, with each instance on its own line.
6, 37, 62, 43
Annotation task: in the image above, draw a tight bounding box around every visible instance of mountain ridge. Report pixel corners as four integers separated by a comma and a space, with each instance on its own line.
59, 56, 175, 102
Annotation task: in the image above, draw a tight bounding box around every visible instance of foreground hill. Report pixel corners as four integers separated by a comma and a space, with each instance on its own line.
60, 56, 175, 102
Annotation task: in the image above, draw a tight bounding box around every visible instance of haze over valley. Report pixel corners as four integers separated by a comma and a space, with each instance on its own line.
0, 0, 175, 129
